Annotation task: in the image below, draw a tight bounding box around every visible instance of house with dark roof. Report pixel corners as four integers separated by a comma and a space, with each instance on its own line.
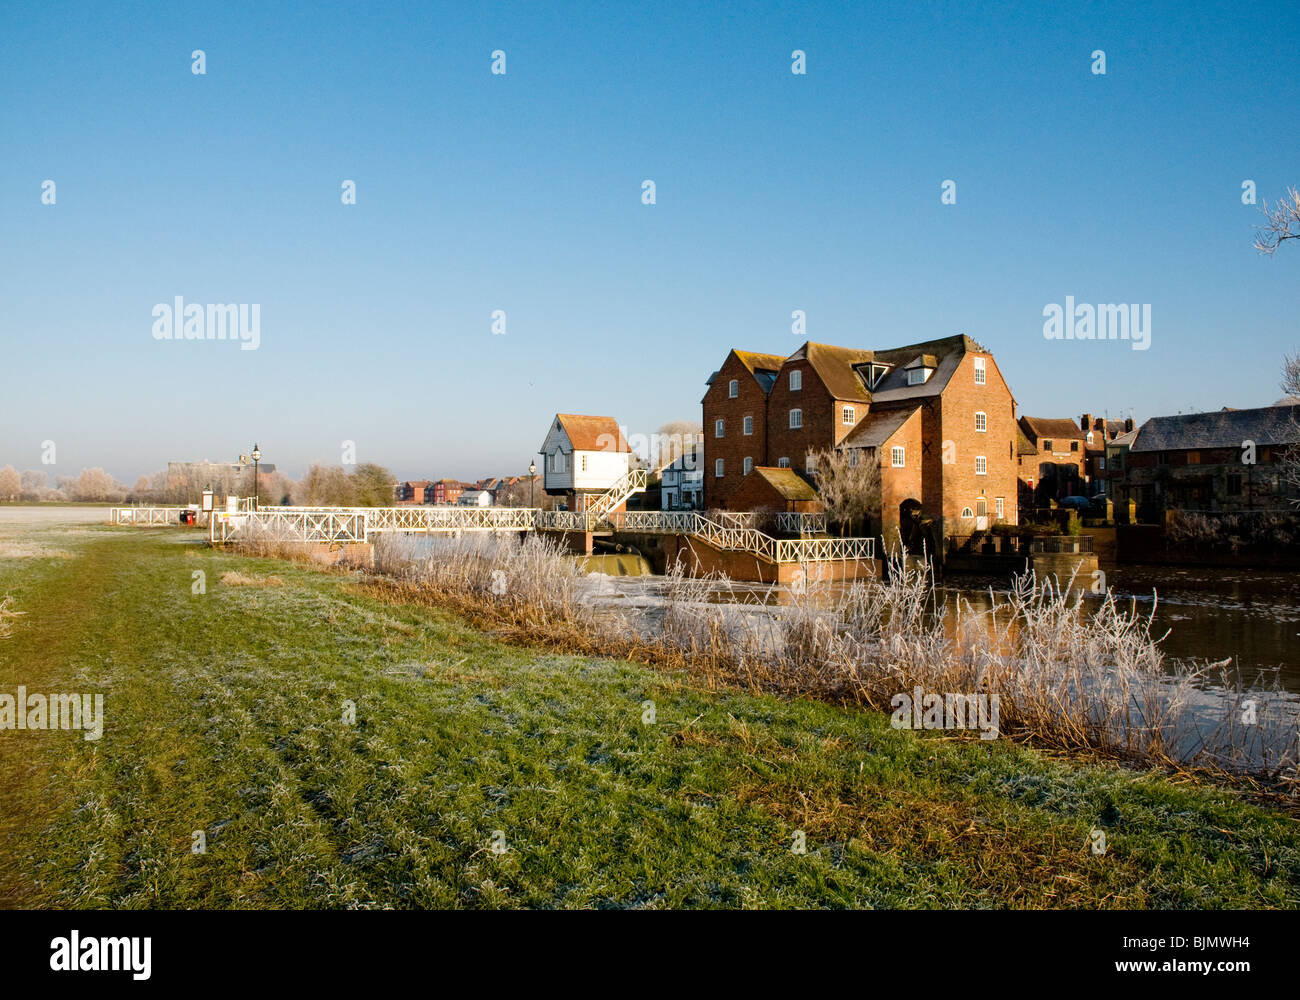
394, 479, 432, 505
538, 413, 632, 512
702, 335, 1020, 545
1119, 404, 1299, 516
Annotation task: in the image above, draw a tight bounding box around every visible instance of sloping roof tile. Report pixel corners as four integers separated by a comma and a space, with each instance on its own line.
1130, 405, 1299, 452
554, 414, 629, 452
752, 467, 820, 501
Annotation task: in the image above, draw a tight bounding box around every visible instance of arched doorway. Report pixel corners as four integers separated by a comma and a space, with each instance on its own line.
898, 498, 924, 553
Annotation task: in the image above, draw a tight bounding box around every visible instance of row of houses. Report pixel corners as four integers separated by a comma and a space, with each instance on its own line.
393, 475, 540, 507
536, 335, 1299, 539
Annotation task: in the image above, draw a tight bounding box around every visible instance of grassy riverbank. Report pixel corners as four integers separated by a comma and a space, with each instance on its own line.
0, 516, 1297, 908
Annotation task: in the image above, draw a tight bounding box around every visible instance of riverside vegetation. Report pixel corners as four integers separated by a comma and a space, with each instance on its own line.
0, 512, 1296, 908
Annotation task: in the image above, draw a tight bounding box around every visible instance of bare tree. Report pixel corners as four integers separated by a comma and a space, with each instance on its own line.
0, 466, 19, 502
806, 445, 881, 537
653, 421, 703, 469
69, 467, 127, 502
1281, 353, 1300, 508
19, 470, 47, 501
1255, 186, 1300, 255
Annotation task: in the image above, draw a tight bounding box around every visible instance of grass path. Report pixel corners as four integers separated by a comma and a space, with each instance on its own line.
0, 524, 1297, 908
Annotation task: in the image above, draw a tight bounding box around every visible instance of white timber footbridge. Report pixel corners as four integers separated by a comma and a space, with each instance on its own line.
108, 469, 874, 566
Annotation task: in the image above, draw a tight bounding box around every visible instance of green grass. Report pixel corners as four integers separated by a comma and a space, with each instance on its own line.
0, 521, 1297, 908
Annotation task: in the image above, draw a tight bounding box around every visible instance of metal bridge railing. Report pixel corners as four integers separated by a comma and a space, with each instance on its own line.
585, 468, 648, 516
215, 510, 368, 544
110, 507, 188, 526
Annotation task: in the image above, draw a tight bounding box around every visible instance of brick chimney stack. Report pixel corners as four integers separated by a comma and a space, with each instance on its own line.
1080, 413, 1092, 432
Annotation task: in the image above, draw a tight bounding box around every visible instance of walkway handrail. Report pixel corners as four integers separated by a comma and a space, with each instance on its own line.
585, 468, 648, 516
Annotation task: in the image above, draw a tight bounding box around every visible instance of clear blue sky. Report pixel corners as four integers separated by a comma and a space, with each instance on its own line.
2, 0, 1297, 484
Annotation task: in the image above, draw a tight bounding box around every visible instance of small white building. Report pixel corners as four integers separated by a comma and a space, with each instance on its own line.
456, 489, 493, 507
538, 413, 632, 511
661, 446, 704, 510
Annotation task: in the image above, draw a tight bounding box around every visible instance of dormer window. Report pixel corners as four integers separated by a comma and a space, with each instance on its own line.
907, 368, 930, 386
870, 363, 889, 388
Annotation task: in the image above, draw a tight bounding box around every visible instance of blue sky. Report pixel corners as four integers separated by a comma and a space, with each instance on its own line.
2, 0, 1297, 483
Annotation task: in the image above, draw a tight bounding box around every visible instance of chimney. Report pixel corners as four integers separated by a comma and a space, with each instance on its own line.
1081, 413, 1092, 432
1124, 417, 1134, 432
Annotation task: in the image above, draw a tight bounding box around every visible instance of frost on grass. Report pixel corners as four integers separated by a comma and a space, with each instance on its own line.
220, 571, 284, 588
0, 541, 75, 560
0, 594, 23, 639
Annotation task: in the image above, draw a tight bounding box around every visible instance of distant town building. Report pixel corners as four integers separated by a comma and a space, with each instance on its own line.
1120, 404, 1300, 517
394, 479, 431, 504
457, 489, 493, 507
429, 478, 464, 505
661, 444, 704, 510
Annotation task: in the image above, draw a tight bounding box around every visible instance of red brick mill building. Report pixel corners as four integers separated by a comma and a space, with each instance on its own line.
702, 336, 1020, 546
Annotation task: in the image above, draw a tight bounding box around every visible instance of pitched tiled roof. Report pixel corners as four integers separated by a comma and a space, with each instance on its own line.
751, 467, 820, 501
789, 342, 876, 402
1019, 416, 1087, 443
841, 405, 920, 448
1130, 405, 1300, 452
554, 414, 629, 452
1016, 425, 1038, 456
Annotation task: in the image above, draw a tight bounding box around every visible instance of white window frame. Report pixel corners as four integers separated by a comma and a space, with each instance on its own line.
743, 457, 753, 475
960, 507, 974, 518
789, 408, 802, 429
907, 368, 927, 386
715, 458, 724, 478
974, 411, 987, 433
843, 406, 855, 425
777, 457, 790, 468
974, 357, 986, 385
728, 379, 738, 398
743, 415, 753, 436
715, 418, 724, 438
975, 455, 987, 476
789, 370, 802, 391
891, 446, 905, 468
995, 497, 1004, 519
805, 452, 817, 473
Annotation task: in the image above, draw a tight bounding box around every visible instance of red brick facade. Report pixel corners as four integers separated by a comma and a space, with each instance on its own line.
702, 337, 1021, 539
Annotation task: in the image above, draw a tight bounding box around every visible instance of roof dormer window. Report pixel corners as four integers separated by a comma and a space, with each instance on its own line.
907, 368, 930, 386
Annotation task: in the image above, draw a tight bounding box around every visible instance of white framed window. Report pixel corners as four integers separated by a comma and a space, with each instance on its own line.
715, 418, 724, 438
743, 457, 753, 475
995, 497, 1004, 519
976, 499, 987, 517
974, 357, 986, 385
975, 455, 987, 475
715, 458, 724, 478
960, 507, 974, 518
891, 446, 905, 468
728, 379, 738, 398
777, 457, 790, 468
789, 408, 802, 428
805, 452, 817, 473
1086, 431, 1094, 444
843, 406, 855, 425
743, 415, 753, 436
789, 370, 802, 391
907, 368, 927, 386
974, 411, 987, 433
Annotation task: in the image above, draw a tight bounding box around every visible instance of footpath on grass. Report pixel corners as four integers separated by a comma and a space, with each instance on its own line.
0, 523, 1297, 908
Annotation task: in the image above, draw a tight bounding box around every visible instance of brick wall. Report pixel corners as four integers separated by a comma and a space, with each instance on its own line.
702, 353, 772, 508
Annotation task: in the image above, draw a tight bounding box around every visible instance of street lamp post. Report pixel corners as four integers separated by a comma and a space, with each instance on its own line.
529, 460, 536, 508
251, 443, 261, 510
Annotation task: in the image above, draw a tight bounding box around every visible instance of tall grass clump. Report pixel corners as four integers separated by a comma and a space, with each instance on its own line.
0, 594, 22, 639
